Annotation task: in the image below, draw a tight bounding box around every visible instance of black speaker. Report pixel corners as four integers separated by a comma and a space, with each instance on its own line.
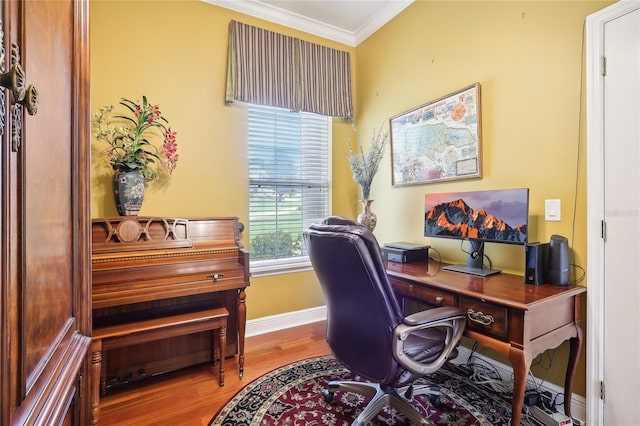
524, 242, 549, 285
547, 234, 570, 286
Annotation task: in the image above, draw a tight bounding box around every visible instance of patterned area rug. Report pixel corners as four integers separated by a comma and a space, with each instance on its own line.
210, 355, 513, 425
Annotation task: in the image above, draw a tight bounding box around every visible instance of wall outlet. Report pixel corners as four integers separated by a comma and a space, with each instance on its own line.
545, 199, 561, 221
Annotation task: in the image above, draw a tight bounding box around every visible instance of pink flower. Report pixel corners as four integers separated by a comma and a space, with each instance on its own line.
161, 127, 178, 173
105, 149, 117, 161
93, 96, 178, 182
147, 104, 162, 123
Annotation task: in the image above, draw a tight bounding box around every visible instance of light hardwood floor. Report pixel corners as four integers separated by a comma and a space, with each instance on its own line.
97, 321, 330, 426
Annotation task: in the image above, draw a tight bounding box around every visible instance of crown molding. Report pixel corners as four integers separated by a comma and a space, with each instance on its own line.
202, 0, 413, 47
352, 1, 413, 45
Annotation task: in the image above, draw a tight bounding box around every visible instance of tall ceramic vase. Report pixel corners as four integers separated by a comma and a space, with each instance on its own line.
357, 199, 377, 232
113, 169, 145, 216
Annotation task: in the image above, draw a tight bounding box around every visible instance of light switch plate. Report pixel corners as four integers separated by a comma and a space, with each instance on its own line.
545, 199, 561, 221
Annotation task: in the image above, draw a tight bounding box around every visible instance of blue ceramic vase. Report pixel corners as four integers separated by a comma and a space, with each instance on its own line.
113, 169, 145, 216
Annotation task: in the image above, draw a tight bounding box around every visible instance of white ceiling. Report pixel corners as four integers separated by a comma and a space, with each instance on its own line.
203, 0, 414, 46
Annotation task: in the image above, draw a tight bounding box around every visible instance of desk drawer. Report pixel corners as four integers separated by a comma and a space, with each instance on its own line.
459, 297, 507, 340
389, 279, 455, 307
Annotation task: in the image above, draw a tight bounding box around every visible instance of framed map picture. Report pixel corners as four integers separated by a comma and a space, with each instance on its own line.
390, 83, 482, 186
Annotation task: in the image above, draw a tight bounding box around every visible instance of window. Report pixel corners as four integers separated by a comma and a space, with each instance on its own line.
248, 104, 330, 276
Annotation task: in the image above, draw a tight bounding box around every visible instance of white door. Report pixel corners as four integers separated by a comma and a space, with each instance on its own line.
602, 7, 640, 425
586, 2, 640, 425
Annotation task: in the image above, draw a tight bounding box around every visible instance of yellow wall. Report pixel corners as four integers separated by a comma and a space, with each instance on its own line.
91, 0, 614, 396
355, 0, 612, 397
358, 1, 608, 267
89, 0, 357, 320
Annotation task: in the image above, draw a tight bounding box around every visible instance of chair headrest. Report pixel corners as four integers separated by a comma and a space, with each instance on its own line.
308, 216, 371, 241
307, 216, 380, 262
321, 216, 362, 227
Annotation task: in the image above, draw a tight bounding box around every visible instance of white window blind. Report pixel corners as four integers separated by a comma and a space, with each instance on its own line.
248, 104, 330, 273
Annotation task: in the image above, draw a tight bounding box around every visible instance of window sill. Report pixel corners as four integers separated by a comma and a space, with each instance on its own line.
250, 257, 313, 278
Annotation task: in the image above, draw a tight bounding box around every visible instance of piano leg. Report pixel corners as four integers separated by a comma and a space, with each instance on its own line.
237, 287, 247, 377
219, 324, 227, 386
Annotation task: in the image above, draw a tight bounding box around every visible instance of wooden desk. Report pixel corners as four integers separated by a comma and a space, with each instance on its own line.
386, 260, 585, 426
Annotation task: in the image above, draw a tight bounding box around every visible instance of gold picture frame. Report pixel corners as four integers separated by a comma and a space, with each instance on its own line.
390, 83, 482, 186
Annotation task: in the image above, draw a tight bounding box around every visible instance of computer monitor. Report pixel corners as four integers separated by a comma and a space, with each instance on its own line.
424, 188, 529, 276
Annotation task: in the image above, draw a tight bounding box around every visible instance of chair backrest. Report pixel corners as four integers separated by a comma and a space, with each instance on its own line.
303, 217, 404, 384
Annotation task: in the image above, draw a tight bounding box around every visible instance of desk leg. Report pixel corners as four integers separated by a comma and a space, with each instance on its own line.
564, 325, 583, 419
237, 287, 247, 378
509, 346, 531, 426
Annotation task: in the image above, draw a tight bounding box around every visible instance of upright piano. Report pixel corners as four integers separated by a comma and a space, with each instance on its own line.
90, 216, 249, 420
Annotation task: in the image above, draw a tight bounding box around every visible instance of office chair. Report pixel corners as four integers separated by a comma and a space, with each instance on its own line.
303, 216, 466, 426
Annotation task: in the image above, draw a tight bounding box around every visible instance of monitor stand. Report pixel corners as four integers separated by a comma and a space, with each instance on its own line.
443, 239, 502, 277
444, 263, 501, 277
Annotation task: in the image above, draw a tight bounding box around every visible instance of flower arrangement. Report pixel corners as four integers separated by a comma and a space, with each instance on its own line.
347, 123, 389, 200
92, 96, 178, 182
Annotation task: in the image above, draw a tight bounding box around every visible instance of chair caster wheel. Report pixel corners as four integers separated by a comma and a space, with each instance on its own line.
429, 394, 441, 405
323, 389, 335, 403
404, 384, 414, 399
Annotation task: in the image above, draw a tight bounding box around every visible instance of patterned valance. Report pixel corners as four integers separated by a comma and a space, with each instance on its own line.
226, 20, 353, 119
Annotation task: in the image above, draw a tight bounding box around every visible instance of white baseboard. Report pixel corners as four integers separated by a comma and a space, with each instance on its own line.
246, 306, 586, 422
245, 305, 327, 337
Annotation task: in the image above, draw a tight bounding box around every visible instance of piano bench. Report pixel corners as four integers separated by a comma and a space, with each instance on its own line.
90, 307, 229, 423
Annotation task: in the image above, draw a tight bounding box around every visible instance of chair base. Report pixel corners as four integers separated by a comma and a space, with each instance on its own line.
323, 380, 438, 426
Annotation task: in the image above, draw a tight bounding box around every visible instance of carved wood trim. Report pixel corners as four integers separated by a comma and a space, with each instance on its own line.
91, 248, 239, 265
9, 43, 22, 152
92, 217, 193, 253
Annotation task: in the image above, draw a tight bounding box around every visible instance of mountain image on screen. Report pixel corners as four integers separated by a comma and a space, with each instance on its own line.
424, 199, 527, 243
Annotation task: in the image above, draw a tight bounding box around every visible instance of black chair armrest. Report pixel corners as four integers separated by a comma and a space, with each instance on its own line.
403, 306, 466, 326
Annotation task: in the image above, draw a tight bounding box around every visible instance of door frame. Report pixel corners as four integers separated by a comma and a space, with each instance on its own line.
586, 1, 640, 424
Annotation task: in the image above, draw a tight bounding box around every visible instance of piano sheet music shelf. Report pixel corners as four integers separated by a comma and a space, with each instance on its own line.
90, 216, 250, 392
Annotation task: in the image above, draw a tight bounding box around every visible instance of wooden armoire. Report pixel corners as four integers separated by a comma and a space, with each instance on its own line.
1, 1, 91, 424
